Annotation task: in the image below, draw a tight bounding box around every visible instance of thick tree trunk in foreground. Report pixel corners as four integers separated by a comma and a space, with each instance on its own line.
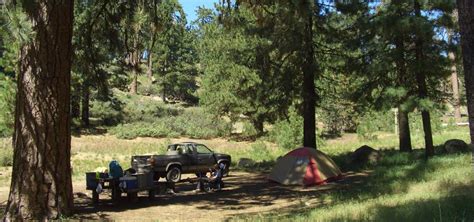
414, 0, 434, 157
301, 0, 317, 149
457, 0, 474, 144
398, 108, 413, 152
3, 1, 74, 220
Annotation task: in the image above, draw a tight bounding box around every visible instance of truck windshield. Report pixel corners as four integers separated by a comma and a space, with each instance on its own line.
195, 144, 213, 154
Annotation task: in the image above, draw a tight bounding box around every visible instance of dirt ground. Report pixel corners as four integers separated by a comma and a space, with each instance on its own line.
67, 171, 367, 221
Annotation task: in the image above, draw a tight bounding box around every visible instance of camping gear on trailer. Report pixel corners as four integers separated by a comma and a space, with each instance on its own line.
119, 176, 138, 189
109, 160, 124, 178
86, 172, 108, 189
269, 147, 342, 186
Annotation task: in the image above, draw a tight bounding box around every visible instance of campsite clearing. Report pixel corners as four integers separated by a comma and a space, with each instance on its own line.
71, 171, 367, 221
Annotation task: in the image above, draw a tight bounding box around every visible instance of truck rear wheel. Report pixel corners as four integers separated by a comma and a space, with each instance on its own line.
166, 166, 181, 183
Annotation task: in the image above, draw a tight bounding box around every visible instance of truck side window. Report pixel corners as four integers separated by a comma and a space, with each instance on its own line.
176, 145, 185, 154
195, 144, 213, 154
186, 145, 193, 154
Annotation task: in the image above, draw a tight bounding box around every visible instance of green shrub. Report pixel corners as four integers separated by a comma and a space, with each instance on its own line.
110, 120, 179, 139
0, 76, 15, 137
241, 121, 259, 139
357, 110, 395, 140
249, 141, 272, 161
319, 103, 358, 136
120, 95, 182, 123
174, 108, 232, 138
409, 110, 443, 135
110, 108, 232, 139
138, 76, 161, 96
270, 107, 303, 150
90, 100, 122, 125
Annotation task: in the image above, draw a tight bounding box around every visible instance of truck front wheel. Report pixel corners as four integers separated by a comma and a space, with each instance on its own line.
166, 166, 181, 183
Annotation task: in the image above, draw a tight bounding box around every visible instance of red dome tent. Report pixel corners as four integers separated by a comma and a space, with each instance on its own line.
269, 147, 342, 186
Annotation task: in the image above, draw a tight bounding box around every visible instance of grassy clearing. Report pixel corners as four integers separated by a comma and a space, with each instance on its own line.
238, 153, 474, 221
0, 126, 471, 184
0, 126, 471, 221
232, 127, 474, 221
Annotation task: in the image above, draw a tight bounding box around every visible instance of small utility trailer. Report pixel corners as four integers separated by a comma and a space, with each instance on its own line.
86, 172, 175, 204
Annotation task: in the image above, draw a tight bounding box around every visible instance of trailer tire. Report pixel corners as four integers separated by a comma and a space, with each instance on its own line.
166, 166, 181, 183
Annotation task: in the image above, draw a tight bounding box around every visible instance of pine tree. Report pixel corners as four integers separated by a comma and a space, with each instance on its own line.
457, 0, 474, 143
3, 1, 74, 219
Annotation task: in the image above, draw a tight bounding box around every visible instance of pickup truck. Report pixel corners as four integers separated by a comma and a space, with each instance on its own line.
131, 142, 231, 182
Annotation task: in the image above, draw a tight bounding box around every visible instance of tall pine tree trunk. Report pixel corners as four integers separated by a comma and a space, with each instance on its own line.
414, 0, 434, 157
147, 53, 153, 80
398, 108, 412, 152
449, 51, 462, 122
457, 0, 474, 144
301, 0, 317, 149
395, 33, 412, 152
129, 50, 139, 94
130, 68, 138, 94
3, 1, 74, 220
449, 10, 462, 123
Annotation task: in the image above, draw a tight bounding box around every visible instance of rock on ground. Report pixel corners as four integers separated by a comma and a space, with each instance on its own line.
349, 145, 381, 165
444, 139, 469, 153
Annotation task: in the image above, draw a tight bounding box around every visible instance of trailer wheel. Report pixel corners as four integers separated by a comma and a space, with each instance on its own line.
166, 166, 181, 183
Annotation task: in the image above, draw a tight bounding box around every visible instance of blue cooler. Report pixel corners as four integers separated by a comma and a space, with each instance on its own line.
120, 177, 138, 190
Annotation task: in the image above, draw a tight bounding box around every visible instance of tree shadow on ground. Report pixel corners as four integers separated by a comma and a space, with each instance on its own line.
72, 171, 369, 220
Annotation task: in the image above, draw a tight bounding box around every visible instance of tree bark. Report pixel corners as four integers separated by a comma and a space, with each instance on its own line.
147, 53, 153, 80
449, 51, 462, 122
301, 0, 317, 149
457, 0, 474, 144
130, 68, 138, 94
448, 10, 462, 122
129, 50, 139, 94
394, 8, 412, 152
252, 116, 265, 136
414, 0, 434, 157
398, 108, 413, 152
3, 1, 74, 220
81, 83, 90, 127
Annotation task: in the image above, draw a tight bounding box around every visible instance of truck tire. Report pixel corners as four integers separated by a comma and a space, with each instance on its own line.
166, 166, 181, 183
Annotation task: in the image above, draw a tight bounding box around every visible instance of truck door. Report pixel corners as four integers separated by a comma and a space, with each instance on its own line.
195, 144, 215, 172
184, 144, 197, 172
176, 144, 193, 173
